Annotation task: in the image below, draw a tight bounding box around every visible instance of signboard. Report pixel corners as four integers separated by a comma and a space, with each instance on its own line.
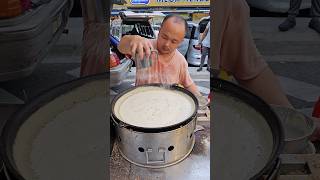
125, 0, 210, 7
130, 0, 150, 5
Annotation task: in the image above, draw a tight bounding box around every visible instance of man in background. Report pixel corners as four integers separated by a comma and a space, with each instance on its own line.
279, 0, 320, 33
197, 20, 211, 72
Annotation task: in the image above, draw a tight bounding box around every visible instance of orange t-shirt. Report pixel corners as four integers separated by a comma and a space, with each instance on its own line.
135, 39, 194, 88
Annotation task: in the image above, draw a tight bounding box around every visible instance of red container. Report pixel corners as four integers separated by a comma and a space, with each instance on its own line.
110, 52, 120, 68
20, 0, 31, 11
208, 92, 213, 104
312, 97, 320, 118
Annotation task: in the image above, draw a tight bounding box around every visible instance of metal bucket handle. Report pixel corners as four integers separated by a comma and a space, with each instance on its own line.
111, 114, 128, 129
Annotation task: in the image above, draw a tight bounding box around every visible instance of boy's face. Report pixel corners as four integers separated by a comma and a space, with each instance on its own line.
157, 18, 185, 55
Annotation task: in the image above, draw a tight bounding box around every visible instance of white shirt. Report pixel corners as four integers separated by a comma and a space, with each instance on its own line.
201, 21, 210, 48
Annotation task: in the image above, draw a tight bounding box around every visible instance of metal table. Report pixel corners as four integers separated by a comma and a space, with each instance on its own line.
110, 121, 210, 180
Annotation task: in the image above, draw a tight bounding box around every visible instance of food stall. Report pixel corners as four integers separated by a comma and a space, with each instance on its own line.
0, 1, 320, 180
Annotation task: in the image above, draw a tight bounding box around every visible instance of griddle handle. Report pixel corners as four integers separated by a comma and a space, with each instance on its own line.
111, 114, 127, 128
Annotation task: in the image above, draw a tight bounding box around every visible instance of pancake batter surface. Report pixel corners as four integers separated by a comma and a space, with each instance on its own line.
212, 93, 274, 180
114, 86, 196, 128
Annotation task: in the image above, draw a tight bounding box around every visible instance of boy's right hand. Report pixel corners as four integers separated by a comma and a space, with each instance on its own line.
129, 35, 154, 61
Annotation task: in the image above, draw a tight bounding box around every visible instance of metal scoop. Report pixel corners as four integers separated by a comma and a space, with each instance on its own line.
136, 50, 158, 69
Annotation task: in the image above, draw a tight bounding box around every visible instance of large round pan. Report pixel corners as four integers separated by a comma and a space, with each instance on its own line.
111, 83, 199, 133
211, 78, 284, 180
0, 73, 110, 180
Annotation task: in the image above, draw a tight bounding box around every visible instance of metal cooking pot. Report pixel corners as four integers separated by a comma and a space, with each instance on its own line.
111, 84, 199, 168
271, 105, 315, 154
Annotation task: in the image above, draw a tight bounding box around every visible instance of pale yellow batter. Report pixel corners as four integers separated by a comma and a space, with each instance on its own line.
114, 87, 196, 128
13, 80, 107, 180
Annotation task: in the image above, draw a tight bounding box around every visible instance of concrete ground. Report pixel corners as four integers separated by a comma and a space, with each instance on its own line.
250, 17, 320, 115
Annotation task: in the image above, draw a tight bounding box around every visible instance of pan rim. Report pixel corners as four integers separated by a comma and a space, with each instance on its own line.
111, 83, 199, 133
0, 73, 108, 180
211, 78, 284, 180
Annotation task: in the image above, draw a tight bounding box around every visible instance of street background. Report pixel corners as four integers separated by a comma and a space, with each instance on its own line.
1, 15, 319, 115
0, 5, 319, 142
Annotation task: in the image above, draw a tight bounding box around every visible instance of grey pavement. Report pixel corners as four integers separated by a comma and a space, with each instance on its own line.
249, 17, 320, 115
250, 17, 320, 63
251, 17, 320, 43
